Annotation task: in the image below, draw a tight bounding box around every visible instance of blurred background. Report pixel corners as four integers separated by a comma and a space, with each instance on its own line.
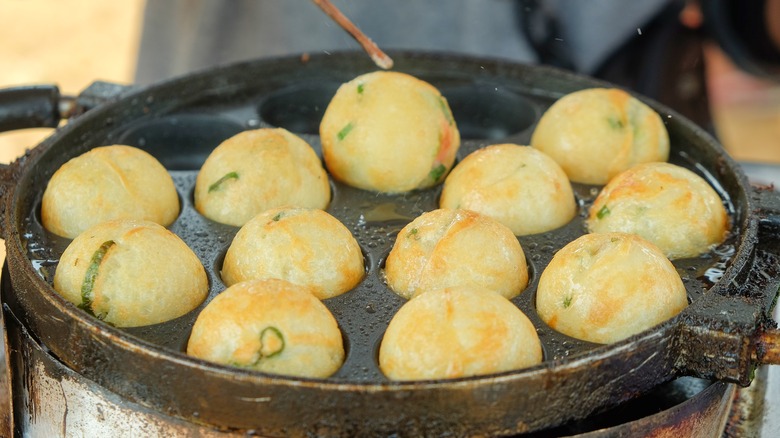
2, 0, 780, 161
0, 0, 144, 162
1, 0, 779, 163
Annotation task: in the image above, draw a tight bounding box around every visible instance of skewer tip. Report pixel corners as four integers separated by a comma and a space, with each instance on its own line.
371, 53, 394, 70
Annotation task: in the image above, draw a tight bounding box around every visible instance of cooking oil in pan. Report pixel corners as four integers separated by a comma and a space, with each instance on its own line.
702, 243, 737, 284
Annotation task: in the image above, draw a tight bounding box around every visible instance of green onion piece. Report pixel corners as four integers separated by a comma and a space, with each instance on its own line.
429, 164, 446, 182
208, 171, 239, 193
439, 97, 455, 126
407, 228, 418, 238
272, 212, 284, 222
258, 326, 285, 360
357, 83, 365, 94
563, 295, 573, 308
596, 205, 611, 220
607, 117, 624, 130
79, 240, 116, 317
337, 122, 354, 141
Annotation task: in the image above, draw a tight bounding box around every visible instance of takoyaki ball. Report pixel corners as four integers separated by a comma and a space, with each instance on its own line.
530, 88, 669, 185
439, 144, 577, 235
41, 145, 179, 239
187, 278, 344, 378
221, 207, 364, 299
53, 219, 208, 328
385, 208, 527, 300
195, 128, 330, 227
536, 232, 688, 345
379, 285, 543, 381
586, 162, 730, 260
320, 71, 460, 193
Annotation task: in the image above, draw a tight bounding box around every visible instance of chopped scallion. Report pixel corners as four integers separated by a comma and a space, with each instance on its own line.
439, 97, 455, 125
337, 122, 354, 141
258, 326, 285, 360
208, 171, 239, 193
79, 240, 115, 317
429, 164, 446, 182
596, 205, 611, 220
607, 117, 624, 130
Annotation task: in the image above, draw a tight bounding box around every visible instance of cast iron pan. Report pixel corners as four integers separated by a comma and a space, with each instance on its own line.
1, 51, 779, 436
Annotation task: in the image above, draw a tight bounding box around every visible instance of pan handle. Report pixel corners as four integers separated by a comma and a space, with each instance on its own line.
0, 85, 71, 241
754, 184, 780, 237
0, 82, 131, 135
751, 185, 780, 365
0, 85, 69, 133
677, 186, 780, 383
756, 328, 780, 364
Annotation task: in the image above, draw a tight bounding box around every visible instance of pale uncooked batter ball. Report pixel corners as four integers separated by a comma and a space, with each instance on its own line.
536, 232, 688, 344
379, 285, 542, 381
530, 88, 669, 185
187, 278, 344, 378
221, 206, 364, 299
53, 219, 208, 328
195, 128, 330, 227
439, 144, 577, 235
385, 208, 527, 300
41, 145, 179, 239
586, 162, 730, 260
320, 71, 460, 193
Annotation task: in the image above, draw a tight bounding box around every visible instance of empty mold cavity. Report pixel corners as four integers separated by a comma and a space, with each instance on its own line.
258, 83, 341, 135
116, 114, 244, 170
442, 84, 537, 140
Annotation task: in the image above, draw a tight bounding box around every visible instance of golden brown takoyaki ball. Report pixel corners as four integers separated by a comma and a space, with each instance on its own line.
586, 162, 730, 260
379, 285, 542, 381
439, 144, 577, 235
320, 71, 460, 193
187, 278, 344, 378
384, 208, 527, 300
536, 232, 688, 344
195, 128, 330, 227
41, 145, 179, 239
221, 206, 364, 299
53, 219, 208, 327
531, 88, 669, 185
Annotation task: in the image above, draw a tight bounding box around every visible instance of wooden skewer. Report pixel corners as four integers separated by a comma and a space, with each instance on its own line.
310, 0, 394, 69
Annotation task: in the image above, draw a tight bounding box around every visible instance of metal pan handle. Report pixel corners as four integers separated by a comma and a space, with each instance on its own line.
0, 85, 64, 133
0, 85, 70, 241
756, 329, 780, 364
675, 186, 780, 383
0, 81, 126, 188
0, 82, 131, 136
753, 185, 780, 366
754, 184, 780, 238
